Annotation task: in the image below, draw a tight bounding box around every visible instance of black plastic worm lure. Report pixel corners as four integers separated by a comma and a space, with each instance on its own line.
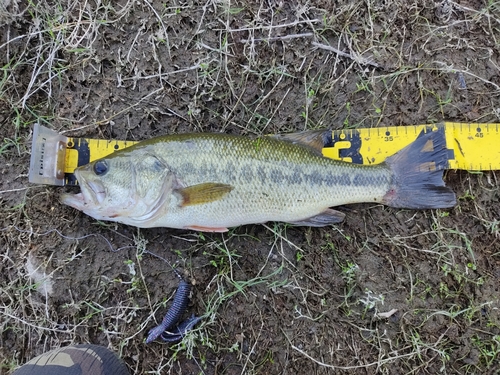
160, 314, 204, 343
146, 279, 203, 344
145, 280, 191, 344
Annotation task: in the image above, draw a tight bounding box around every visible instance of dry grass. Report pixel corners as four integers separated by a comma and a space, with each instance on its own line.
1, 1, 500, 374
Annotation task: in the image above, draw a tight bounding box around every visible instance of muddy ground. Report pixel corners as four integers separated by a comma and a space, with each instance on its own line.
1, 1, 500, 374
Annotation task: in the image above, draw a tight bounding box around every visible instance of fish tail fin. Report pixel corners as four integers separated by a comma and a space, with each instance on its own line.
382, 130, 456, 209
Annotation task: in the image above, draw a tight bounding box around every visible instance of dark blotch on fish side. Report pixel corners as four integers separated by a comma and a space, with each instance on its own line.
353, 173, 369, 186
338, 173, 351, 186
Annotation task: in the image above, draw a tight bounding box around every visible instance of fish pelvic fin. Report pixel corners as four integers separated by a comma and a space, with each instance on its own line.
382, 130, 456, 209
288, 208, 346, 227
177, 182, 234, 207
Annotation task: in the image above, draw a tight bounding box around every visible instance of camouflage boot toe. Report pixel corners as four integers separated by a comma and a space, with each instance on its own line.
12, 344, 130, 375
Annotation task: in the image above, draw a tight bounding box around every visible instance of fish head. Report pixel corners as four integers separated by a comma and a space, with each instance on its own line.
61, 151, 175, 225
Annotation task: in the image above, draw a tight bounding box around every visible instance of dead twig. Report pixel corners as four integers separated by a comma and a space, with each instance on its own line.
311, 41, 380, 68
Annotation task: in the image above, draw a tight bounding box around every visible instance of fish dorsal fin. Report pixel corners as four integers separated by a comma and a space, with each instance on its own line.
177, 182, 234, 206
271, 129, 331, 153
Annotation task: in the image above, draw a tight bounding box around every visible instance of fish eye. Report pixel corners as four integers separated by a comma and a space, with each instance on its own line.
93, 160, 108, 176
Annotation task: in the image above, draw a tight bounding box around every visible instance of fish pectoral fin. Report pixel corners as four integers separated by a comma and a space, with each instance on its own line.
177, 182, 234, 207
271, 129, 331, 154
288, 208, 346, 227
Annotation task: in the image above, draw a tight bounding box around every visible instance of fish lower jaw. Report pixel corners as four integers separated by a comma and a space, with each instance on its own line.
60, 192, 86, 210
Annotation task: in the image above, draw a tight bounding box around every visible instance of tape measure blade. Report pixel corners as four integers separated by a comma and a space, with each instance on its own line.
445, 122, 500, 170
64, 137, 138, 185
325, 124, 437, 165
357, 124, 432, 165
62, 122, 499, 186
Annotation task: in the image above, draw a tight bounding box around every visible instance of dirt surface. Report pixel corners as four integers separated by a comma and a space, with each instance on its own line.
1, 1, 500, 374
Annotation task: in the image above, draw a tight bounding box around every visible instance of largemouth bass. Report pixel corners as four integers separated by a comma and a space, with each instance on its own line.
61, 130, 456, 232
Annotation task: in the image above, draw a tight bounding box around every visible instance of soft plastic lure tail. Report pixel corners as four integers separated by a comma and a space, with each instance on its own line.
160, 314, 204, 343
145, 278, 202, 344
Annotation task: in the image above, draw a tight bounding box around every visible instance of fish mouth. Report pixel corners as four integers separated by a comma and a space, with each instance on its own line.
60, 173, 106, 210
60, 190, 86, 210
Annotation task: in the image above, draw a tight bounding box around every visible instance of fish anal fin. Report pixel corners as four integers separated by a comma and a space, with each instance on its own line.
184, 225, 229, 233
178, 182, 234, 207
288, 208, 345, 227
271, 129, 331, 153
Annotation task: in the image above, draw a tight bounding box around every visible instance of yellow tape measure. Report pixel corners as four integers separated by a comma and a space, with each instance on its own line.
28, 122, 500, 186
64, 138, 139, 174
321, 122, 499, 170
